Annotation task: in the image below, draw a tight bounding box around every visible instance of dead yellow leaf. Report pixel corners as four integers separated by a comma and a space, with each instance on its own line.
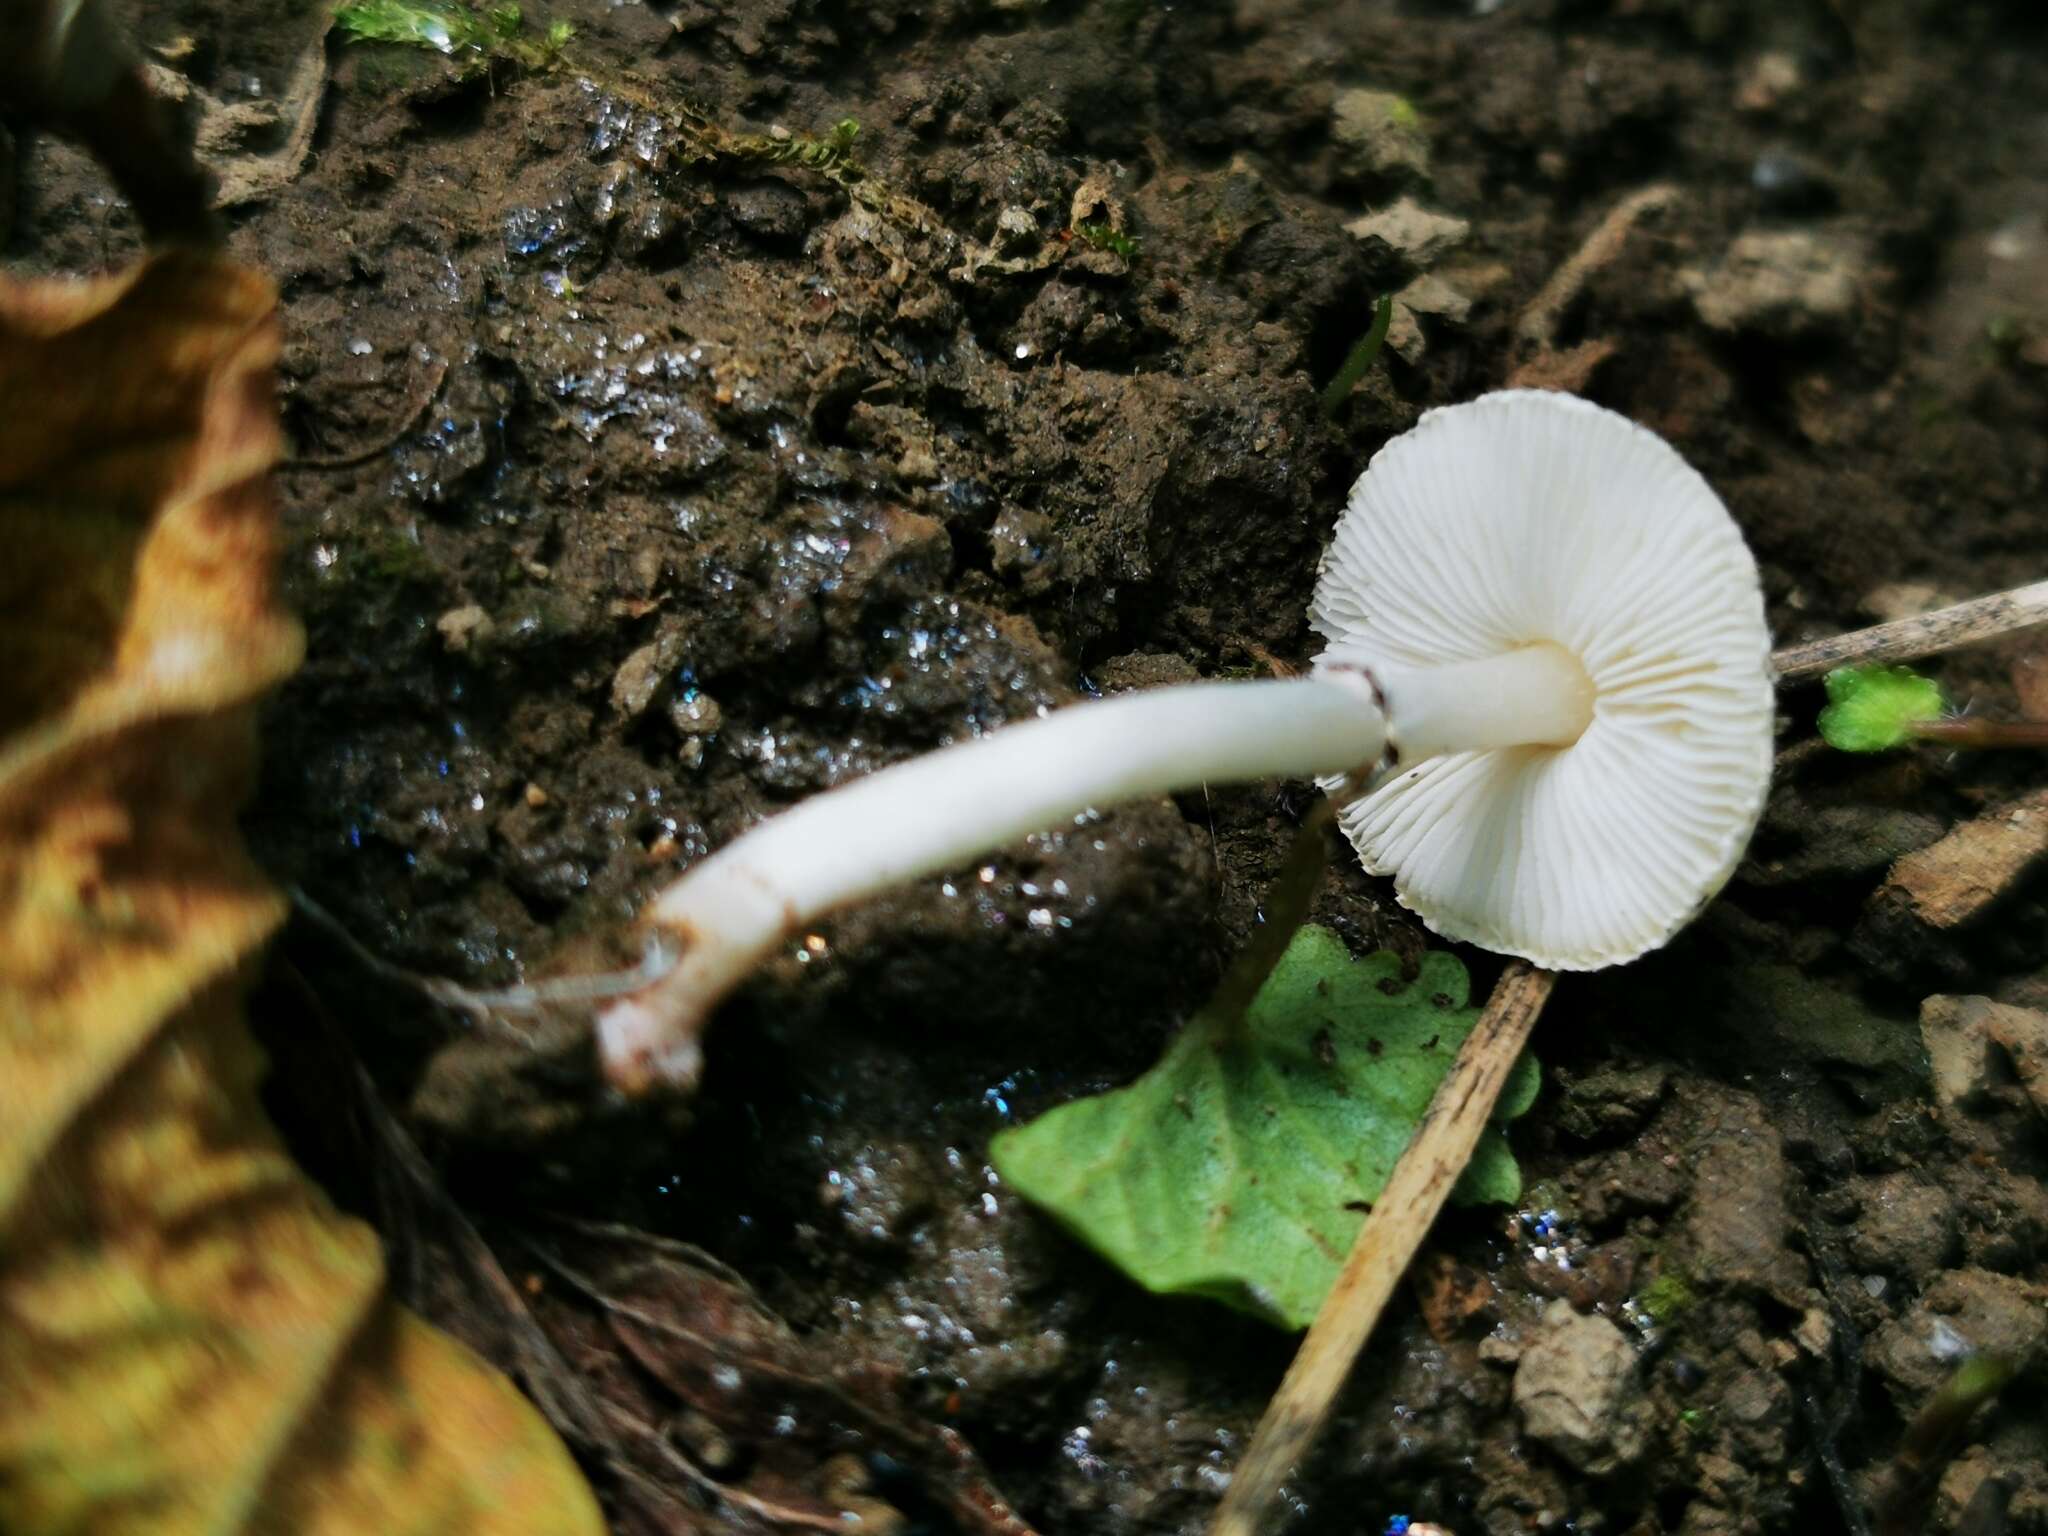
0, 251, 604, 1536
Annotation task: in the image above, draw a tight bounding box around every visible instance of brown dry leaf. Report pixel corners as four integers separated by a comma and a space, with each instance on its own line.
0, 251, 604, 1536
530, 1224, 1040, 1536
1410, 1250, 1497, 1345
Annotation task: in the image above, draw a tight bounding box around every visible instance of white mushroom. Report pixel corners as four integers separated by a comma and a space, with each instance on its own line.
1311, 388, 1776, 970
597, 390, 1774, 1091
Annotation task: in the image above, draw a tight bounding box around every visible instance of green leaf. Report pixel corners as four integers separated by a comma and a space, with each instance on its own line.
1818, 664, 1946, 752
990, 925, 1538, 1330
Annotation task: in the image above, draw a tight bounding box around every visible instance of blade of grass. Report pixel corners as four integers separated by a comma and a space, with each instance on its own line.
1320, 294, 1395, 420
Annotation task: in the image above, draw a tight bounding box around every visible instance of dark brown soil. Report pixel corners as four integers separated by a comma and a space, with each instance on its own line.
11, 1, 2048, 1532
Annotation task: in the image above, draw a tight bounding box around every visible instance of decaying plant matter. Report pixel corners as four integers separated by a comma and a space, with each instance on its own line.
0, 251, 602, 1536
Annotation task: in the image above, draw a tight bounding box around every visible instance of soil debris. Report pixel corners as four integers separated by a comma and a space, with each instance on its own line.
1329, 89, 1431, 189
1687, 227, 1875, 341
1512, 1301, 1650, 1476
1870, 789, 2048, 932
1869, 1269, 2048, 1411
1672, 1088, 1806, 1304
531, 1223, 1040, 1536
12, 0, 2047, 1531
143, 38, 327, 208
1346, 197, 1469, 267
1983, 1004, 2048, 1117
1509, 183, 1679, 391
1842, 1171, 1962, 1288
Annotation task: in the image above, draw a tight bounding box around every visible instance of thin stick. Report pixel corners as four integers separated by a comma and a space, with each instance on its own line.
1211, 962, 1555, 1536
1772, 581, 2048, 681
1909, 718, 2048, 750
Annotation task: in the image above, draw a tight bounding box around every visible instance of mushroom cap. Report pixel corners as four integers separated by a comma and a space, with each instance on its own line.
1311, 390, 1774, 971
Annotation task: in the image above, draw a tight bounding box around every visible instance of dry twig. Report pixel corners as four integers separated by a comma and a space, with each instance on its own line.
1773, 581, 2048, 680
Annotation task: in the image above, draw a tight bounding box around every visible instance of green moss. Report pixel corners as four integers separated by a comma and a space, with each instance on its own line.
352, 527, 441, 591
718, 118, 867, 187
1073, 220, 1140, 259
333, 0, 573, 71
1639, 1270, 1699, 1323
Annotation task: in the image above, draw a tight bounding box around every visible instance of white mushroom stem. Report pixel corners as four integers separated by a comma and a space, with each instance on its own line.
598, 674, 1391, 1091
1372, 642, 1595, 761
600, 642, 1611, 1091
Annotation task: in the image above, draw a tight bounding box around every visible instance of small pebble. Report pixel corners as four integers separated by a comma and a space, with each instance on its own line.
1750, 152, 1835, 215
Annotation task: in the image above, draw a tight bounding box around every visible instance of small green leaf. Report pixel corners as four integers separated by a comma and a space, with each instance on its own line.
1818, 664, 1946, 752
990, 925, 1538, 1330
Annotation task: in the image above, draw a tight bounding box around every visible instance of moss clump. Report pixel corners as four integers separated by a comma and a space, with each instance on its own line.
1073, 220, 1140, 260
334, 0, 573, 70
1638, 1270, 1699, 1323
351, 526, 442, 592
736, 118, 864, 176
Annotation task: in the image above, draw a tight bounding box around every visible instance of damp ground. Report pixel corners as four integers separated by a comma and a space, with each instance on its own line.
9, 1, 2048, 1533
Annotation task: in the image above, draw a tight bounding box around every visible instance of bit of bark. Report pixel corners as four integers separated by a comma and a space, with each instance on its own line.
1870, 788, 2048, 932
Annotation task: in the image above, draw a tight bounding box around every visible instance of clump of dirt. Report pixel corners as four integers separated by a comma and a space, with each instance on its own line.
10, 0, 2048, 1532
